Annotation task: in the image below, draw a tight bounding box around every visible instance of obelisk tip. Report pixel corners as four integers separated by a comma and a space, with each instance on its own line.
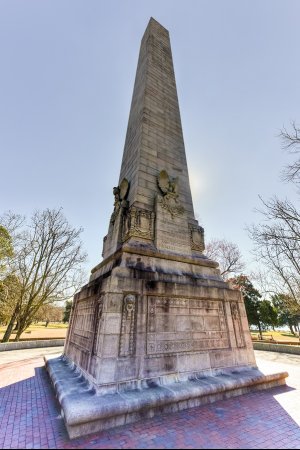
145, 17, 169, 37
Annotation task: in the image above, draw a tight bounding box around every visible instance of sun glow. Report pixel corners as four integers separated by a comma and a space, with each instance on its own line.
189, 168, 207, 206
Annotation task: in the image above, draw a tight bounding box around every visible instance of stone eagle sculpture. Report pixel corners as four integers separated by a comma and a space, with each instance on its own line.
157, 170, 184, 217
157, 170, 178, 195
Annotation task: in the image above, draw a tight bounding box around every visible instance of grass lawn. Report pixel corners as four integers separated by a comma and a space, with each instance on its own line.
1, 324, 299, 343
251, 330, 300, 343
0, 322, 68, 341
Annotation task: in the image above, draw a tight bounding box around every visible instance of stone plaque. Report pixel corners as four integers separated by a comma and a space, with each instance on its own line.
70, 298, 97, 351
147, 296, 230, 355
155, 201, 191, 254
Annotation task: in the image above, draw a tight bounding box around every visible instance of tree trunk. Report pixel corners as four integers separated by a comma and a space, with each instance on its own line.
288, 321, 295, 335
2, 315, 15, 343
14, 317, 33, 341
14, 319, 27, 342
14, 329, 22, 341
2, 308, 18, 343
258, 322, 263, 340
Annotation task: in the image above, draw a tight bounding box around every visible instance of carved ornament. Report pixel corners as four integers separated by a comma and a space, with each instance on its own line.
230, 301, 245, 348
189, 224, 205, 252
92, 297, 104, 356
110, 178, 130, 224
122, 206, 155, 242
157, 170, 184, 218
119, 294, 137, 357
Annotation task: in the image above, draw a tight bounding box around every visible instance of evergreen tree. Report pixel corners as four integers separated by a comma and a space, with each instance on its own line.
230, 275, 263, 338
63, 300, 73, 323
259, 299, 278, 331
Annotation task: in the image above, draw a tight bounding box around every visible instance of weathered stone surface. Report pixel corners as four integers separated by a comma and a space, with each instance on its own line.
45, 354, 288, 439
100, 17, 202, 260
50, 17, 288, 439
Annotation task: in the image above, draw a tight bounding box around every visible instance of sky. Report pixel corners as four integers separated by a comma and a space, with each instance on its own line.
1, 0, 300, 280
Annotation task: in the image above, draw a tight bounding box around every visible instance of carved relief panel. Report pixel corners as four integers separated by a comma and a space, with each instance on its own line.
70, 298, 97, 351
230, 301, 245, 348
119, 294, 137, 357
91, 296, 104, 356
122, 206, 155, 242
189, 224, 205, 252
157, 170, 184, 218
147, 297, 230, 355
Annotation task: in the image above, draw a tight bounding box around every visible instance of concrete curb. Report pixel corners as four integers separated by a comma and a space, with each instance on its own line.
253, 342, 300, 355
0, 339, 65, 352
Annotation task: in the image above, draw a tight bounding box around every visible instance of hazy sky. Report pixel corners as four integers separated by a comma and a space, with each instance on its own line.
1, 0, 299, 278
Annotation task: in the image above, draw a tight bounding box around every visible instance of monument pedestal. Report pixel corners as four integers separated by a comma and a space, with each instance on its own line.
46, 246, 288, 438
64, 247, 258, 392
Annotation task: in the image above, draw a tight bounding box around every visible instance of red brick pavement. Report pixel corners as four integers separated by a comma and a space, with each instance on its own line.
0, 352, 300, 449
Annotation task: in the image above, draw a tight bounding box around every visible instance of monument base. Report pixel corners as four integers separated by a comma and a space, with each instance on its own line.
51, 246, 288, 438
45, 354, 287, 439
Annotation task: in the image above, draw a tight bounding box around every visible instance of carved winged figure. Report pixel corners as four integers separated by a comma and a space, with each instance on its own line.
110, 178, 130, 224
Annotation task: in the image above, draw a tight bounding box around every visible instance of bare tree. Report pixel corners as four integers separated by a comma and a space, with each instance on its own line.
1, 209, 87, 342
205, 238, 245, 280
280, 121, 300, 184
249, 122, 300, 314
0, 274, 22, 325
34, 304, 64, 326
249, 196, 300, 312
248, 121, 300, 314
0, 225, 14, 276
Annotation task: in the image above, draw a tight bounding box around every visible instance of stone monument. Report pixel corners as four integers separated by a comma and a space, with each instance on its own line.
46, 18, 287, 438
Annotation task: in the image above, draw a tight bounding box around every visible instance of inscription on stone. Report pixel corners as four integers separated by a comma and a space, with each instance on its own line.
157, 220, 188, 251
70, 299, 96, 351
147, 297, 230, 354
155, 209, 191, 253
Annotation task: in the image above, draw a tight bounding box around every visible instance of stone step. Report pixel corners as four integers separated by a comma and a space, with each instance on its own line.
45, 354, 288, 439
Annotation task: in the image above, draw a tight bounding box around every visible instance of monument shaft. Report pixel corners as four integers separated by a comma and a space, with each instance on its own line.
47, 18, 287, 439
102, 19, 201, 259
120, 19, 194, 217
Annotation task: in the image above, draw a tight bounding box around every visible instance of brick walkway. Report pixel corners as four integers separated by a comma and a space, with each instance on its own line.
0, 349, 300, 449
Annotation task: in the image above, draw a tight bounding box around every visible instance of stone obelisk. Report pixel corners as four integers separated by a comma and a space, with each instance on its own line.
101, 18, 202, 261
46, 18, 287, 439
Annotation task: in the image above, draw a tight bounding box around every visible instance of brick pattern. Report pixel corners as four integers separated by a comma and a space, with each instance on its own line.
1, 350, 300, 449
